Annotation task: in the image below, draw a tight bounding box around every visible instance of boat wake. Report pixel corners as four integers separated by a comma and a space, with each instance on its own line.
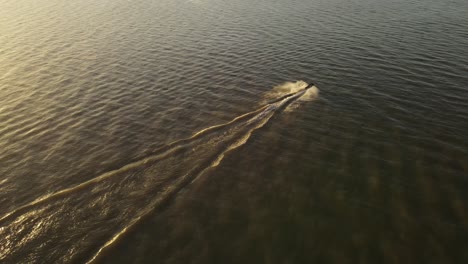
0, 81, 318, 263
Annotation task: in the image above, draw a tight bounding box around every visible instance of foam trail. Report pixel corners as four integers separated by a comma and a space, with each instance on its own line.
299, 85, 319, 101
0, 82, 318, 264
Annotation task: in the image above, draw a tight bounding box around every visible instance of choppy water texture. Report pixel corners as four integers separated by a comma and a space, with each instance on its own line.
1, 0, 468, 263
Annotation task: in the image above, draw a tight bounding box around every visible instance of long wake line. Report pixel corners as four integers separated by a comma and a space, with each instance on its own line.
0, 81, 318, 264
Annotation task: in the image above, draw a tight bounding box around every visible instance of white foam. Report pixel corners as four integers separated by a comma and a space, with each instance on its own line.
299, 85, 319, 101
273, 80, 308, 95
284, 85, 319, 112
262, 80, 309, 105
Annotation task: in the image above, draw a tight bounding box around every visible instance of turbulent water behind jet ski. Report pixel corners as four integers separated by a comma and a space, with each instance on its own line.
0, 81, 318, 264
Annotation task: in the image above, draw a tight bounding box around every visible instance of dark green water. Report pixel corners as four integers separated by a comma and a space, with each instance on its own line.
0, 0, 467, 263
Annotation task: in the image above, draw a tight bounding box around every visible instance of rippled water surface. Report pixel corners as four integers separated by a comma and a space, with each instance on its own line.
1, 0, 468, 263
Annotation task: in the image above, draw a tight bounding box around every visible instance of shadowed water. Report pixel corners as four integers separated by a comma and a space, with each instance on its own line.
1, 0, 467, 263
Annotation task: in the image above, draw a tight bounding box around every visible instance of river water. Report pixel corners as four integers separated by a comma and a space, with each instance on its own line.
1, 0, 467, 263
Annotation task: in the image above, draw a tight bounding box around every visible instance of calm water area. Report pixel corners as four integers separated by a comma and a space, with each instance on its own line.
1, 0, 467, 263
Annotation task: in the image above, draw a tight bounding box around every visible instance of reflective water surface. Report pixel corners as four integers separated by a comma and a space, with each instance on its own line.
1, 0, 467, 263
